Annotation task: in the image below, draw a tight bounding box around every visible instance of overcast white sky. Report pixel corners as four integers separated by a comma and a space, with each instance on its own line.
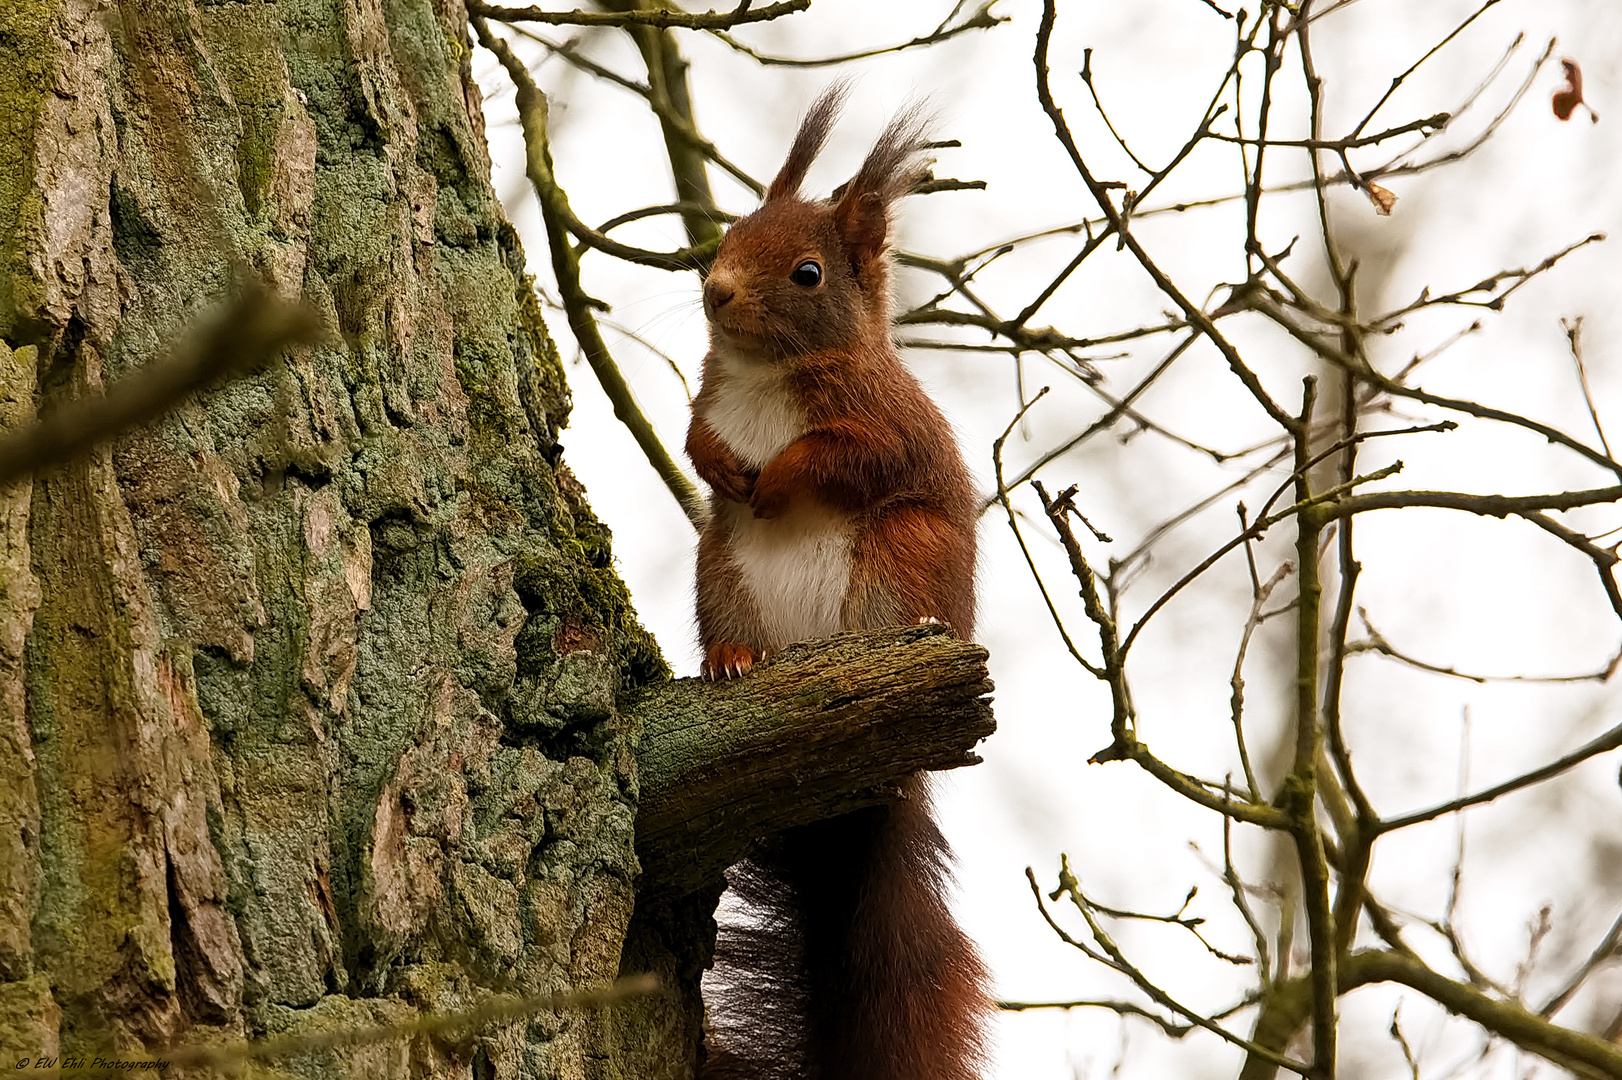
477, 2, 1622, 1074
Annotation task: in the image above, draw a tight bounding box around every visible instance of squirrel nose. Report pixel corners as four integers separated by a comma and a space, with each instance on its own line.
704, 278, 735, 311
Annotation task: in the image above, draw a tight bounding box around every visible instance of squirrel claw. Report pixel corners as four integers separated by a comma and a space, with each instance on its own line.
703, 642, 758, 681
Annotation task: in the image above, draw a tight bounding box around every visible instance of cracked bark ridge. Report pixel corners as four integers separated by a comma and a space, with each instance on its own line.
633, 624, 997, 898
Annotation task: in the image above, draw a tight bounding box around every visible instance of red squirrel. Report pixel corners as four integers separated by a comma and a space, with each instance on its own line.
686, 87, 989, 1080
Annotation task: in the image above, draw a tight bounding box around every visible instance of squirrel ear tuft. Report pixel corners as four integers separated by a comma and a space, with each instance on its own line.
767, 83, 849, 201
832, 101, 934, 275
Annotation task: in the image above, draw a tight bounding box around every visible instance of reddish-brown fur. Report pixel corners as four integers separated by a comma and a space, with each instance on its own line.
688, 87, 989, 1080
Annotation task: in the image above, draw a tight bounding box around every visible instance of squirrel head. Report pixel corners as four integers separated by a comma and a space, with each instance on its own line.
703, 86, 933, 363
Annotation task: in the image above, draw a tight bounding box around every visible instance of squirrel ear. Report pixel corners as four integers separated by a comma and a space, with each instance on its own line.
767, 84, 848, 201
831, 102, 933, 281
832, 190, 889, 277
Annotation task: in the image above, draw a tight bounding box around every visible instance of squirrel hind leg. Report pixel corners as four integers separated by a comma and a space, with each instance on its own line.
697, 519, 774, 679
844, 504, 976, 638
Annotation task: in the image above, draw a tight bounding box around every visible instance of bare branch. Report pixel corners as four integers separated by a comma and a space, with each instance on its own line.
1230, 560, 1294, 802
997, 996, 1193, 1037
1378, 718, 1622, 833
475, 24, 715, 272
1036, 0, 1300, 433
1350, 0, 1503, 138
1565, 316, 1615, 461
476, 17, 706, 526
991, 392, 1106, 679
708, 1, 1006, 66
1349, 608, 1616, 684
470, 0, 809, 30
1539, 905, 1622, 1019
1042, 861, 1311, 1074
510, 27, 766, 196
1206, 112, 1450, 150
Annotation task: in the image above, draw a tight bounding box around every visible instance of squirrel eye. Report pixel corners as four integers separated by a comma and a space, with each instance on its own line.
790, 261, 822, 288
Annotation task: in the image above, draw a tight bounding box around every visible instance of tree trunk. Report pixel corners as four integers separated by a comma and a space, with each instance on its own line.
0, 5, 1000, 1076
0, 1, 664, 1075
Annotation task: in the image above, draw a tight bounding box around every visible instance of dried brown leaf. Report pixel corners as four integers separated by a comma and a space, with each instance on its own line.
1553, 58, 1599, 123
1365, 182, 1397, 216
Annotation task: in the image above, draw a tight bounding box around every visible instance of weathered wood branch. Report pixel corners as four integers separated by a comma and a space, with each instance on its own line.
631, 624, 997, 896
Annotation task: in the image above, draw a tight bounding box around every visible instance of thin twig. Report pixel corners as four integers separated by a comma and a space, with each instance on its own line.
985, 333, 1200, 507
1348, 608, 1615, 684
996, 997, 1193, 1037
470, 0, 808, 30
1223, 781, 1274, 987
708, 0, 1006, 66
40, 975, 660, 1078
476, 17, 706, 526
0, 279, 322, 486
1564, 316, 1614, 460
1230, 560, 1294, 801
510, 27, 766, 196
1379, 717, 1622, 833
1539, 906, 1622, 1019
1350, 0, 1503, 137
992, 391, 1106, 678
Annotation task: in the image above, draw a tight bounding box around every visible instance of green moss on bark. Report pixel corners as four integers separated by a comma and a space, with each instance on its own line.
0, 0, 55, 341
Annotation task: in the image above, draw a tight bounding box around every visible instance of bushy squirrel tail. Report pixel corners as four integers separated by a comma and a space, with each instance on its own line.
702, 773, 989, 1080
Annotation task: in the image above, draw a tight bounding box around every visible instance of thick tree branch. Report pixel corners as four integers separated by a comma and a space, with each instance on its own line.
631, 625, 996, 897
42, 977, 661, 1078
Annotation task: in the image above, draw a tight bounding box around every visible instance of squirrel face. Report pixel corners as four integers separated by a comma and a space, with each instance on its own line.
700, 86, 931, 365
702, 198, 867, 362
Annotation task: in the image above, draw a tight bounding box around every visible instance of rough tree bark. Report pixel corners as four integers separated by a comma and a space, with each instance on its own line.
0, 3, 996, 1077
0, 0, 663, 1075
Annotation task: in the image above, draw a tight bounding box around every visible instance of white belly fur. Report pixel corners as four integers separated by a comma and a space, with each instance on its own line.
718, 499, 853, 649
702, 348, 852, 647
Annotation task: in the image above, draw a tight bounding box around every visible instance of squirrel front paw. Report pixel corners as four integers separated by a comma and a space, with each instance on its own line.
688, 422, 758, 503
703, 641, 759, 680
748, 471, 792, 519
707, 464, 758, 504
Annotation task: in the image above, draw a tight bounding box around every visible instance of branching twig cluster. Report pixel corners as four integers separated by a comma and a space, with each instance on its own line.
993, 2, 1622, 1077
